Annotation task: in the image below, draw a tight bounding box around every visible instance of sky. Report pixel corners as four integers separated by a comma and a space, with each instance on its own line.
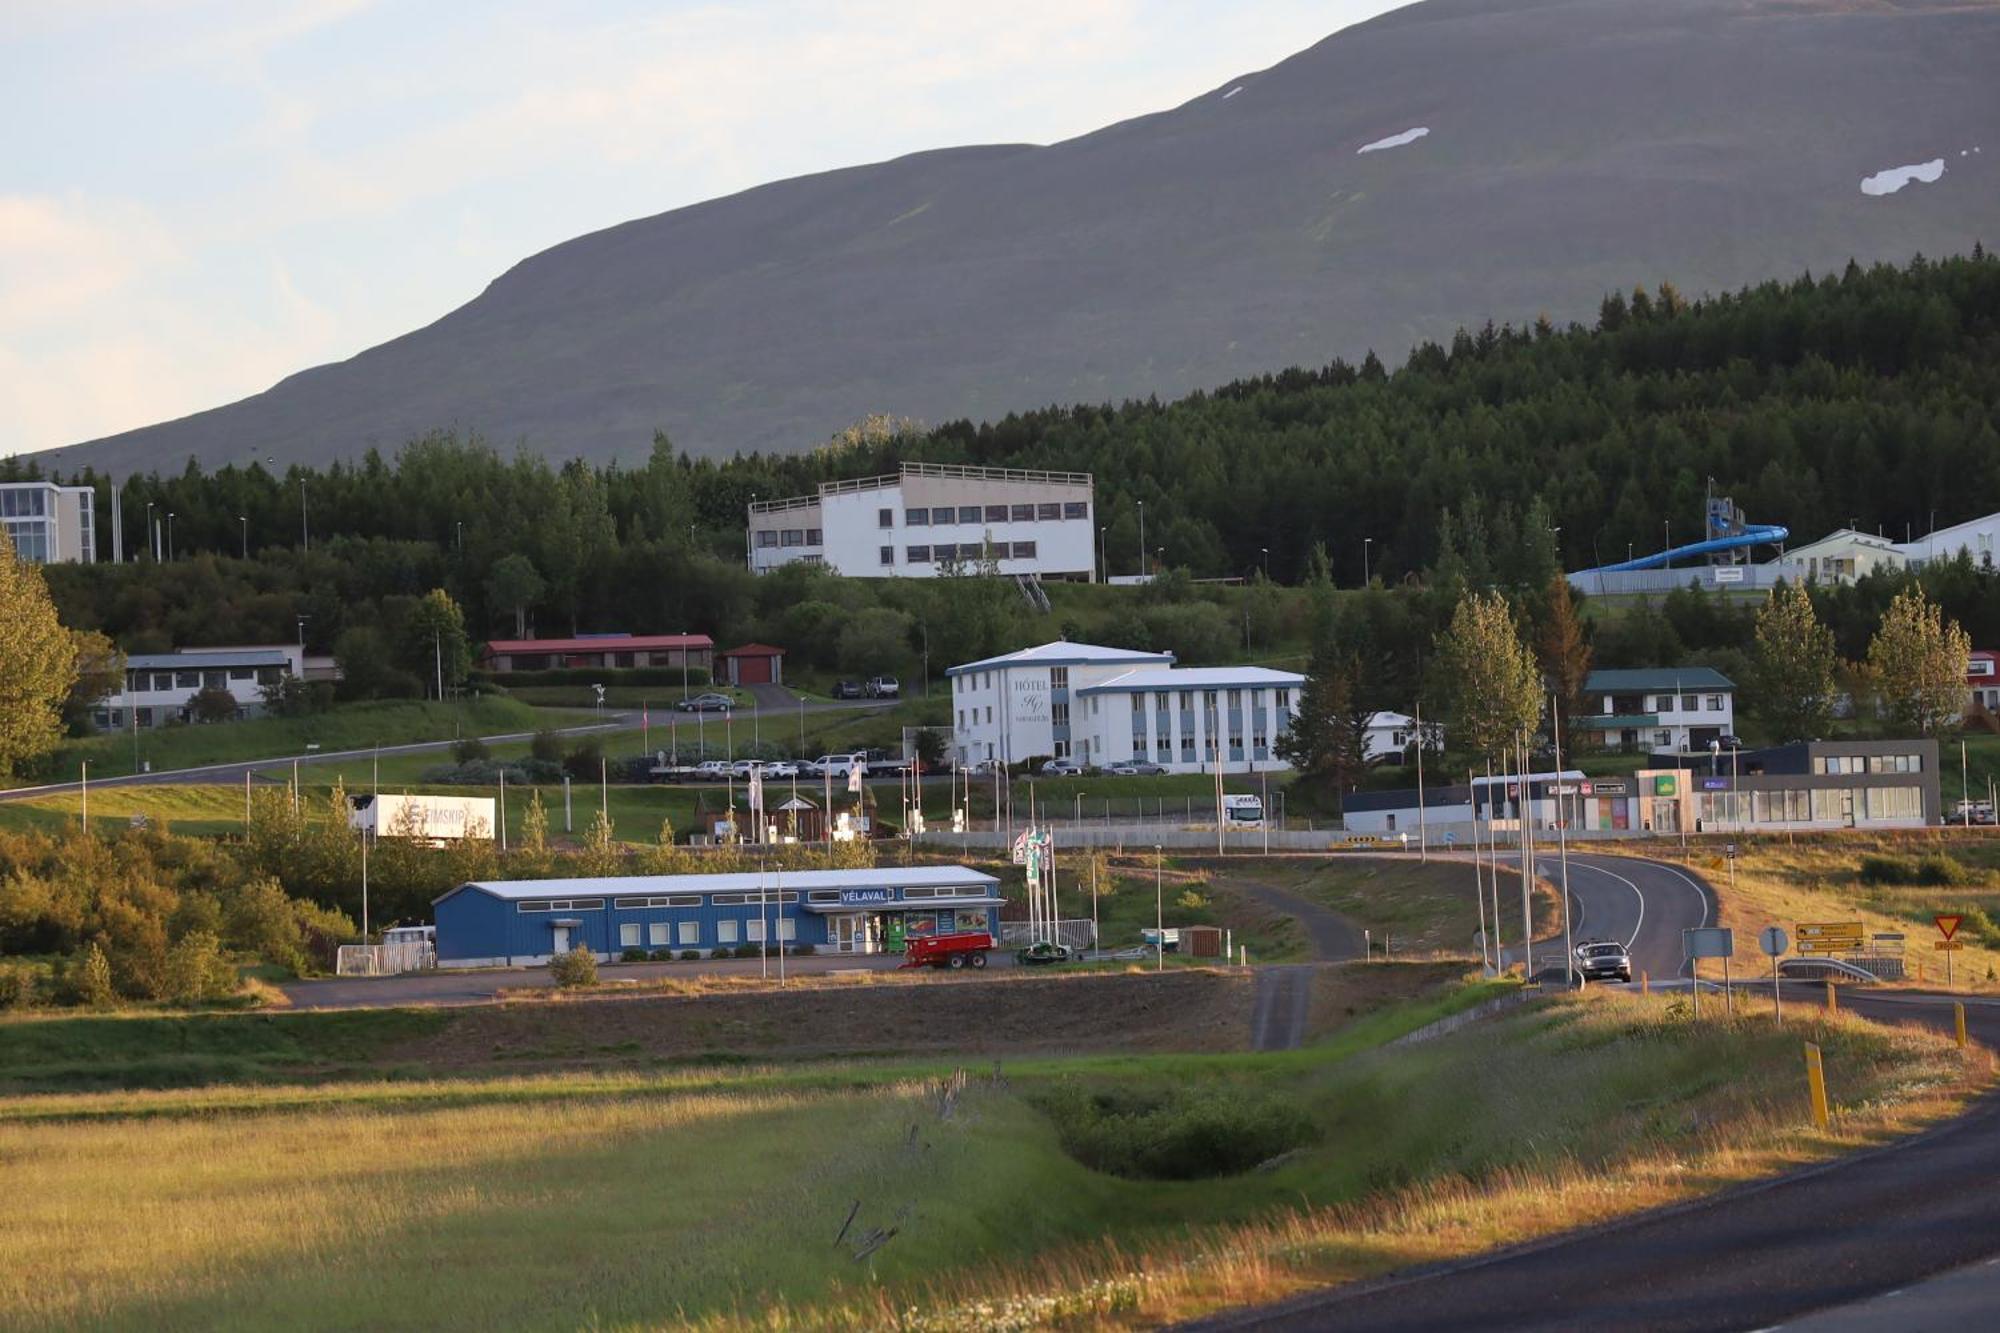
0, 0, 1405, 460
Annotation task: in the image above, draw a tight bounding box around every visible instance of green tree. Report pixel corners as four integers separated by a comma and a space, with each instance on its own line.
485, 553, 545, 638
837, 606, 914, 675
160, 929, 235, 1004
1432, 591, 1542, 760
1748, 583, 1840, 742
0, 530, 79, 777
1536, 575, 1592, 744
62, 629, 124, 733
75, 940, 116, 1008
403, 588, 472, 698
1867, 586, 1972, 736
1275, 646, 1366, 789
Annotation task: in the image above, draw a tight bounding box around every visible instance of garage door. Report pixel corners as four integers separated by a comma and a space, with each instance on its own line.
734, 655, 773, 685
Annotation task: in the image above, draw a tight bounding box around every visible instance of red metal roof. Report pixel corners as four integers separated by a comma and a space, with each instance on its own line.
718, 643, 785, 658
482, 634, 713, 654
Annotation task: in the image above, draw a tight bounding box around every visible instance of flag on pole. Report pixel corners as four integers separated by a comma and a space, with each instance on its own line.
748, 765, 763, 813
847, 760, 864, 794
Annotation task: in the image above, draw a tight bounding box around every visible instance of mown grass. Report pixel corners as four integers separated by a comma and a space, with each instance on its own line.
0, 983, 1979, 1332
23, 697, 588, 785
1229, 855, 1556, 957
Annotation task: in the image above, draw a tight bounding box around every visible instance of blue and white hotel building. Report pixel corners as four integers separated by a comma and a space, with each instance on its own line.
433, 866, 1004, 966
949, 640, 1303, 773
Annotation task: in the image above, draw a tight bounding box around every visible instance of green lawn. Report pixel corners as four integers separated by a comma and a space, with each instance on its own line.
0, 985, 1971, 1331
27, 698, 591, 785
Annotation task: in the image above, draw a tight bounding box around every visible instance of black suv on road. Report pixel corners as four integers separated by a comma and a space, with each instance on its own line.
831, 680, 864, 700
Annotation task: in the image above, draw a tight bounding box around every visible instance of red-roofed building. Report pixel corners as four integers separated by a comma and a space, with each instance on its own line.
1968, 650, 1998, 714
718, 643, 786, 687
479, 633, 713, 673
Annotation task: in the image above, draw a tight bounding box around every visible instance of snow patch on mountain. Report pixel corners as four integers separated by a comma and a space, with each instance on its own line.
1358, 127, 1429, 154
1860, 159, 1945, 195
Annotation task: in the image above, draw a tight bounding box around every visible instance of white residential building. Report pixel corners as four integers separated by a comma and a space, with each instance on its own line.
91, 647, 297, 730
0, 481, 96, 564
1575, 667, 1736, 754
747, 462, 1095, 581
1769, 528, 1906, 585
1363, 711, 1443, 765
947, 641, 1303, 773
1900, 510, 2000, 572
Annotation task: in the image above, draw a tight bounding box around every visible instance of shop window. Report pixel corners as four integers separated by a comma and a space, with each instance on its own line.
648, 922, 671, 947
717, 920, 740, 944
619, 923, 642, 948
777, 919, 797, 941
677, 921, 700, 945
746, 919, 766, 942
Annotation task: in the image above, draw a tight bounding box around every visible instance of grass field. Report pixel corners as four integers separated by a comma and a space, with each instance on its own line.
25, 697, 590, 785
0, 983, 1976, 1331
1658, 830, 2000, 989
1209, 856, 1556, 957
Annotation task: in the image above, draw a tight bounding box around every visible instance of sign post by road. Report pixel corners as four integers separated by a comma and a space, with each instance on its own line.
1759, 925, 1789, 1025
1684, 927, 1735, 1019
1796, 922, 1864, 957
1936, 914, 1964, 988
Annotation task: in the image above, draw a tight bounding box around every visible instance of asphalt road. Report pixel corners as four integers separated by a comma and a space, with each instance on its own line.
1488, 850, 1714, 983
1192, 856, 2000, 1333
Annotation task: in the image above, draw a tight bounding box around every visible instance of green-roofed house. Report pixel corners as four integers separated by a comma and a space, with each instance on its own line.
1578, 667, 1736, 754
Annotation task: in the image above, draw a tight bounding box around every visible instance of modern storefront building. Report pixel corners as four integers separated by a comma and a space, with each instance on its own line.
432, 866, 1004, 966
0, 481, 96, 564
1342, 739, 1940, 838
747, 462, 1095, 580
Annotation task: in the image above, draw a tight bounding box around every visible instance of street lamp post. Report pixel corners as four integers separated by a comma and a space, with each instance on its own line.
166, 512, 176, 561
296, 615, 308, 648
1136, 500, 1146, 577
238, 515, 248, 559
1363, 537, 1373, 587
1260, 546, 1269, 580
145, 501, 156, 560
300, 478, 310, 552
1154, 844, 1164, 973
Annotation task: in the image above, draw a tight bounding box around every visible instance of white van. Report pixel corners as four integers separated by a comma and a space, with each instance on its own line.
1221, 794, 1266, 829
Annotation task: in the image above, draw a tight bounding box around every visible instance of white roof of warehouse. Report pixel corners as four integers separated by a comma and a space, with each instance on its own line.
947, 641, 1173, 676
439, 865, 999, 904
1077, 665, 1305, 694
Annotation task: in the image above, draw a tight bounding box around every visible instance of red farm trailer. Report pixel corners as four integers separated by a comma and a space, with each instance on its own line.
900, 930, 995, 970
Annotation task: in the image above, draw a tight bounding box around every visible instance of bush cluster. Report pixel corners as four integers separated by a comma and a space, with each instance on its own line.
1859, 852, 1981, 887
548, 945, 598, 987
1034, 1083, 1318, 1180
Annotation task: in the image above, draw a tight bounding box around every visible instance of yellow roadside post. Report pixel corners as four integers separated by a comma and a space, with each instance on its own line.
1956, 1002, 1968, 1050
1640, 970, 1649, 996
1804, 1042, 1831, 1130
1826, 979, 1837, 1014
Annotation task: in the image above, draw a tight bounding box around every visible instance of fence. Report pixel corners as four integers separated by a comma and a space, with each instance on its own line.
336, 941, 437, 976
998, 920, 1096, 951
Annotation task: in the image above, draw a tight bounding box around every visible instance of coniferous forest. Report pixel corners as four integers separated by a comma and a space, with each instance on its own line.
7, 250, 1998, 660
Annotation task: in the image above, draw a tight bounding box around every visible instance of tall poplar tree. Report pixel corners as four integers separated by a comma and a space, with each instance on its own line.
1867, 586, 1971, 736
0, 530, 79, 777
1748, 583, 1839, 742
1536, 574, 1591, 744
1432, 591, 1542, 760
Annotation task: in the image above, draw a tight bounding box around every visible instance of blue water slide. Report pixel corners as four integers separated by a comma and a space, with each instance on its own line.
1583, 524, 1789, 574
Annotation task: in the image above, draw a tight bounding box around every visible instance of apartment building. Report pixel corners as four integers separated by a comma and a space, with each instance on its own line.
0, 481, 96, 564
747, 463, 1094, 580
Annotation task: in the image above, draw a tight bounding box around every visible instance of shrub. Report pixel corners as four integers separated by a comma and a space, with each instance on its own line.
1915, 853, 1976, 887
1034, 1083, 1319, 1180
451, 736, 492, 765
530, 728, 565, 763
161, 930, 236, 1004
792, 942, 816, 956
563, 738, 604, 780
74, 942, 116, 1008
678, 949, 701, 962
650, 949, 675, 962
620, 948, 649, 963
733, 943, 760, 958
548, 945, 598, 988
0, 965, 38, 1010
1859, 853, 1918, 885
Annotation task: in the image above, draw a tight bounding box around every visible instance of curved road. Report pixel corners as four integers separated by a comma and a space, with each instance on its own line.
1195, 852, 2000, 1333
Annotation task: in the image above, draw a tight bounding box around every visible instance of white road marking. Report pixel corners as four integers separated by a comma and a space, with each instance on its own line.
1358, 126, 1429, 153
1221, 85, 1244, 100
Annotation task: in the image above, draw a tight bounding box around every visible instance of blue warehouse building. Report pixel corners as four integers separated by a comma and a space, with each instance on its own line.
433, 866, 1004, 967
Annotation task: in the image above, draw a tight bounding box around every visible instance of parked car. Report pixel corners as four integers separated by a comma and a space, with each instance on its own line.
761, 760, 800, 779
1041, 758, 1088, 776
677, 692, 733, 712
830, 680, 865, 700
1718, 734, 1745, 750
1572, 940, 1633, 984
865, 676, 901, 698
727, 759, 758, 778
806, 753, 870, 779
691, 760, 730, 779
1104, 760, 1169, 776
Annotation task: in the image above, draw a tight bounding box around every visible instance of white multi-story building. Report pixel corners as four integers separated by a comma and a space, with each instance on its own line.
747, 463, 1095, 581
91, 648, 297, 730
1575, 668, 1736, 754
1770, 528, 1906, 585
948, 641, 1303, 773
1901, 510, 2000, 572
0, 481, 96, 564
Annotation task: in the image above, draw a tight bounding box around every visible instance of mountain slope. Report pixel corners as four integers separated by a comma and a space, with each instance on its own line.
66, 0, 2000, 474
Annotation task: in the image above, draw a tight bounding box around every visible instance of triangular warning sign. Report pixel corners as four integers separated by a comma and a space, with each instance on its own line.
1936, 914, 1963, 942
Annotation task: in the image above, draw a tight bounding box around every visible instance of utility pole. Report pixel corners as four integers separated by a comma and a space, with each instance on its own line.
1471, 769, 1490, 973
1414, 700, 1427, 861
1154, 844, 1164, 973
1553, 694, 1574, 984
300, 477, 310, 552
1136, 500, 1146, 578
1519, 732, 1534, 979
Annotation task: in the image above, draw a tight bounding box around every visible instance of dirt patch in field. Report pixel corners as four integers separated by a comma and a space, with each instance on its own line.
389, 968, 1256, 1069
1305, 961, 1470, 1040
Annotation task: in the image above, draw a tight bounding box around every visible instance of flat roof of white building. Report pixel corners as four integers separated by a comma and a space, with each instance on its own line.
437, 865, 1000, 904
1077, 665, 1305, 695
947, 641, 1173, 677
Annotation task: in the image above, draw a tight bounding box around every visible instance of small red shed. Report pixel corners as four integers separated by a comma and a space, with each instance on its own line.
719, 643, 786, 687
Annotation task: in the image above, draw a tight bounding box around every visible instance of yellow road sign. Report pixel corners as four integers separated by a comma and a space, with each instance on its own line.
1796, 921, 1864, 955
1935, 940, 1966, 951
